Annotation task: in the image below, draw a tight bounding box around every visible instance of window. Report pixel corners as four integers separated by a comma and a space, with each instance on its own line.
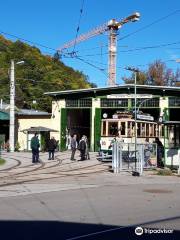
127, 122, 132, 137
137, 123, 141, 137
108, 122, 118, 136
141, 123, 145, 137
102, 121, 106, 136
146, 123, 149, 137
120, 122, 125, 136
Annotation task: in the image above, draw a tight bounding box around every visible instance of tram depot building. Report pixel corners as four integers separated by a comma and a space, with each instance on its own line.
45, 84, 180, 166
0, 84, 180, 166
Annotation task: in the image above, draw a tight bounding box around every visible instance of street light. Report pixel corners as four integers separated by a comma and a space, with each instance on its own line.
125, 66, 140, 176
9, 60, 24, 152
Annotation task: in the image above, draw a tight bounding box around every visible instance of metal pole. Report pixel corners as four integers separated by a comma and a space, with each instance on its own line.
9, 60, 15, 152
134, 71, 137, 172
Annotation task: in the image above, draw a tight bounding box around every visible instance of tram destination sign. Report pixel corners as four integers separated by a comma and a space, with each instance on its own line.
136, 114, 154, 121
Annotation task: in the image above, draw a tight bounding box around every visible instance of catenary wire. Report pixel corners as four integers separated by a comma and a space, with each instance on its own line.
72, 0, 85, 53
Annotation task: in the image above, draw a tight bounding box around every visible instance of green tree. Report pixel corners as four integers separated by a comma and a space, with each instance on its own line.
0, 35, 95, 112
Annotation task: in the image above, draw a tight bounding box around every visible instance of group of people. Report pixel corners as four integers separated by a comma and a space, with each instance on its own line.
70, 134, 90, 161
30, 133, 57, 163
30, 133, 90, 163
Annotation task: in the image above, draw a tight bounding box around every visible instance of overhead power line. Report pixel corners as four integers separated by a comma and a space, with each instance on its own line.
74, 40, 180, 57
118, 9, 180, 41
72, 0, 85, 53
72, 56, 108, 76
0, 30, 57, 52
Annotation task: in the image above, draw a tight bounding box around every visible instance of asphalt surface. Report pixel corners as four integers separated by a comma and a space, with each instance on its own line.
0, 151, 180, 240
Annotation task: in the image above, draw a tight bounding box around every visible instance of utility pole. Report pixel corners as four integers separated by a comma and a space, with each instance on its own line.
9, 60, 24, 152
125, 66, 140, 176
9, 60, 15, 152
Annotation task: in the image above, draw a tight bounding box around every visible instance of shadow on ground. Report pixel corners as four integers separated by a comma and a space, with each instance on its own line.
0, 220, 179, 240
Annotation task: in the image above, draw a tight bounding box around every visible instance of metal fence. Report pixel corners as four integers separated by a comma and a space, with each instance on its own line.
112, 142, 157, 174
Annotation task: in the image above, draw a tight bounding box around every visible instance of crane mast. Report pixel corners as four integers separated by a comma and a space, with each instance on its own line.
57, 13, 140, 86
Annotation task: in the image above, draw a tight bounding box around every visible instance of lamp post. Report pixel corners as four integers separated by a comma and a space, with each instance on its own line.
125, 66, 140, 176
9, 60, 24, 152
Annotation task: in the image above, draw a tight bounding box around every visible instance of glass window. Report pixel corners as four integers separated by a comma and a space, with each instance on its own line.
127, 122, 132, 137
137, 123, 141, 137
146, 123, 149, 137
108, 122, 118, 136
102, 121, 106, 136
120, 122, 125, 136
141, 123, 145, 137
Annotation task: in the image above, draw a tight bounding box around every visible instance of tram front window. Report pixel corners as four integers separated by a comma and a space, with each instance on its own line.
102, 121, 106, 136
108, 122, 118, 136
120, 122, 125, 135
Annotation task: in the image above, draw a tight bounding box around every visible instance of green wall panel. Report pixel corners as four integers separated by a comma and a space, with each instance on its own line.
94, 108, 101, 152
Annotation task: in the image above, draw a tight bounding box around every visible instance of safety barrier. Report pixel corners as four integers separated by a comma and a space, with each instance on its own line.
112, 142, 157, 175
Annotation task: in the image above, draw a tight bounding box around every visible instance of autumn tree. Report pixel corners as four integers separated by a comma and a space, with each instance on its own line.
123, 60, 180, 86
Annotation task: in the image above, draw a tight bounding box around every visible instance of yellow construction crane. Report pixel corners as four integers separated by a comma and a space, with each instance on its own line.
57, 12, 140, 86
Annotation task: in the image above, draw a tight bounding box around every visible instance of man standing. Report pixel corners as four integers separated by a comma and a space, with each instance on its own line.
79, 136, 86, 161
31, 133, 40, 163
48, 136, 57, 160
70, 134, 77, 161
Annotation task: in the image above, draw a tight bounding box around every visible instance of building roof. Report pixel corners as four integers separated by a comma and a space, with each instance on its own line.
17, 109, 50, 116
44, 84, 180, 99
21, 126, 58, 132
0, 103, 50, 116
0, 110, 9, 120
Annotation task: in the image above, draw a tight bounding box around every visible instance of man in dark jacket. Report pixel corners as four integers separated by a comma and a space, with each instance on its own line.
154, 137, 164, 167
79, 136, 86, 161
70, 134, 77, 161
31, 133, 40, 163
48, 136, 57, 160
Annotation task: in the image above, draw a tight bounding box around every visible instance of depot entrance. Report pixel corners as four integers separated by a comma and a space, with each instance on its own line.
67, 109, 90, 140
60, 108, 91, 150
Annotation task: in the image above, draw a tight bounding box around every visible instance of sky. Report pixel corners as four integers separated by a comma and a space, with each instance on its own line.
0, 0, 180, 87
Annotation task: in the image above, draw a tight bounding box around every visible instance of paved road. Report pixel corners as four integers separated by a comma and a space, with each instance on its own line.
0, 151, 180, 239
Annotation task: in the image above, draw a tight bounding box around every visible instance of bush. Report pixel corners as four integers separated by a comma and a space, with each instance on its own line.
0, 158, 5, 165
15, 142, 21, 152
157, 168, 172, 176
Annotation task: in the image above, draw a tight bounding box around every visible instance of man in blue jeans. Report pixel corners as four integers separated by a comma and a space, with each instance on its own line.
31, 133, 40, 163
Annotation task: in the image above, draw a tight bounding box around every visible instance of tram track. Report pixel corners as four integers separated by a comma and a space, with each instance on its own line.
0, 158, 22, 172
0, 167, 108, 188
0, 152, 109, 188
0, 152, 78, 180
